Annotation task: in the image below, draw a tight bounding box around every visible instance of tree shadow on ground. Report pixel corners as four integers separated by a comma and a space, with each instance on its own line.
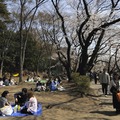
45, 96, 81, 109
90, 110, 117, 116
82, 117, 110, 120
99, 102, 112, 106
63, 82, 87, 97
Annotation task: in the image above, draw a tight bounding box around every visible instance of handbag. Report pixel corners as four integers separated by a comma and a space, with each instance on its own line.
0, 105, 13, 116
116, 92, 120, 102
110, 86, 117, 93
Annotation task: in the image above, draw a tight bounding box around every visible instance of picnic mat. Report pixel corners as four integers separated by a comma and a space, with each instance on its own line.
11, 103, 42, 116
39, 80, 47, 84
0, 103, 42, 117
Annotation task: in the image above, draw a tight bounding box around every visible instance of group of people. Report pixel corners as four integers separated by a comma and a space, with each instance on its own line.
94, 68, 120, 114
31, 76, 65, 92
0, 88, 38, 116
0, 75, 17, 86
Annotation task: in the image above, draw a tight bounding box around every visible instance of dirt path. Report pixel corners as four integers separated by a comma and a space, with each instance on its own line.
37, 81, 120, 120
83, 81, 120, 120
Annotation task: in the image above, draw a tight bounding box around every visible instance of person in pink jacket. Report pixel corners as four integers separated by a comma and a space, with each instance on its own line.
20, 91, 37, 114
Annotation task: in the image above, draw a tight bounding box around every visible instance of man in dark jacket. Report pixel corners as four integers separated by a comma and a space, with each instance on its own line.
14, 88, 28, 106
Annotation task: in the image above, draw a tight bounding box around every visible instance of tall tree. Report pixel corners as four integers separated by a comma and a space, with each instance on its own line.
51, 0, 120, 78
11, 0, 47, 82
0, 0, 11, 76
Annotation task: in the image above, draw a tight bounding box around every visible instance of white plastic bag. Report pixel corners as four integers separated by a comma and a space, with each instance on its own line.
1, 105, 13, 116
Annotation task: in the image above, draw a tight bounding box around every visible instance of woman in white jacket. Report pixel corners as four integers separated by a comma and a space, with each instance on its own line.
21, 91, 37, 114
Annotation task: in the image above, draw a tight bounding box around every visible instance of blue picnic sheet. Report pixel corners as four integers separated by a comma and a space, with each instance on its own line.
0, 103, 42, 117
11, 103, 42, 117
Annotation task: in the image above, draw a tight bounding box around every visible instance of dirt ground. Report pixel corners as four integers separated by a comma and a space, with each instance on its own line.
0, 78, 120, 120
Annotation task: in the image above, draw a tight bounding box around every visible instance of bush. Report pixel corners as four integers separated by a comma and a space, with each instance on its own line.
71, 72, 90, 94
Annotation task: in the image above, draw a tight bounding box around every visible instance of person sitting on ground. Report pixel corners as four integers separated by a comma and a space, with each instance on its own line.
0, 90, 13, 116
9, 76, 15, 85
41, 82, 46, 91
0, 78, 3, 86
2, 74, 7, 83
14, 88, 28, 106
34, 75, 41, 82
54, 77, 65, 91
32, 80, 46, 92
46, 79, 51, 91
20, 91, 37, 115
35, 81, 42, 91
56, 76, 62, 84
0, 91, 10, 108
49, 78, 59, 91
3, 77, 9, 86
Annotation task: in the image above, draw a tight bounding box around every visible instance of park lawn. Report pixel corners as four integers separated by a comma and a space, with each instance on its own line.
0, 76, 36, 120
0, 77, 74, 120
0, 77, 118, 120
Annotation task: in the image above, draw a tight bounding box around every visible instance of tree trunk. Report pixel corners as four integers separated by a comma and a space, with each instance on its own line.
0, 60, 3, 77
19, 59, 23, 82
77, 49, 88, 75
0, 51, 5, 77
65, 66, 72, 82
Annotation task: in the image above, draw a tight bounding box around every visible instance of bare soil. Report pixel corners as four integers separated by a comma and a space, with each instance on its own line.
0, 78, 119, 120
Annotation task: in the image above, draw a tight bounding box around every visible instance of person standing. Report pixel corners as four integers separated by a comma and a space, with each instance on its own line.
93, 71, 98, 84
110, 73, 120, 114
99, 68, 110, 96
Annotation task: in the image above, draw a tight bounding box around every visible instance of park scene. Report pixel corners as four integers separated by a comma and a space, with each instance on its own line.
0, 0, 120, 120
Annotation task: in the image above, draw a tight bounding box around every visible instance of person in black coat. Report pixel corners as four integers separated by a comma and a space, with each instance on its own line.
110, 73, 120, 114
14, 88, 28, 106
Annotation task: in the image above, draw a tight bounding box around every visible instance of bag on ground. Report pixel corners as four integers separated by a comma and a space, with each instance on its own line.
0, 105, 13, 116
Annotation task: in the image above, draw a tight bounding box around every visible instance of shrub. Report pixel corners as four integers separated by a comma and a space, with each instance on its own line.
71, 72, 90, 94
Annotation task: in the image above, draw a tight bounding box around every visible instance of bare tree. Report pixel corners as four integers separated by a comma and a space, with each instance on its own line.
50, 0, 120, 77
11, 0, 47, 82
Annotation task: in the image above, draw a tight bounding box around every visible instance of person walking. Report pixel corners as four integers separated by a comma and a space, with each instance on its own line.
99, 68, 110, 96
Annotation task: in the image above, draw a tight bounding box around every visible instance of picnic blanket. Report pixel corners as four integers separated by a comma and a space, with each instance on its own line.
0, 103, 42, 117
39, 80, 47, 84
